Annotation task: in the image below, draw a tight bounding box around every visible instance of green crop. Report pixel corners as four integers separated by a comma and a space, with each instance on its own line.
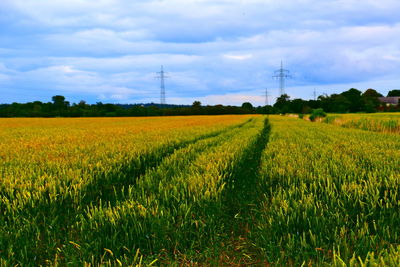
255, 116, 400, 266
323, 113, 400, 134
0, 115, 267, 265
1, 114, 400, 266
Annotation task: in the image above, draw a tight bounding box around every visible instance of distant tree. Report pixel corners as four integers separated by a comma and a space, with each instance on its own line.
192, 101, 202, 108
190, 101, 202, 115
78, 100, 87, 107
52, 95, 69, 108
387, 90, 400, 97
241, 102, 253, 109
51, 95, 70, 116
128, 105, 146, 116
290, 98, 307, 114
362, 88, 382, 113
308, 99, 321, 110
341, 88, 363, 112
301, 105, 312, 114
146, 105, 161, 116
259, 105, 277, 114
273, 94, 290, 113
31, 101, 44, 117
363, 88, 383, 98
318, 93, 347, 113
334, 94, 351, 113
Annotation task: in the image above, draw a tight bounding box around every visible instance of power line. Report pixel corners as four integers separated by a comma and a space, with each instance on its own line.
155, 65, 169, 106
273, 61, 292, 96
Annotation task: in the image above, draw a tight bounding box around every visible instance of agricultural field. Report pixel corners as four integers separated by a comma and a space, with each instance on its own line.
1, 114, 400, 266
322, 113, 400, 134
257, 115, 400, 266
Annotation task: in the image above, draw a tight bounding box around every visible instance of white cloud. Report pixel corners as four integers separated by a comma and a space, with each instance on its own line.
2, 0, 400, 104
169, 92, 265, 106
223, 54, 253, 60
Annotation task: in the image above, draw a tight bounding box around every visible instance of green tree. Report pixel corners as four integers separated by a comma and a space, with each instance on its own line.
52, 95, 69, 108
387, 89, 400, 97
290, 98, 307, 114
273, 94, 290, 113
192, 101, 201, 108
191, 101, 202, 115
341, 88, 363, 112
51, 95, 69, 116
362, 88, 382, 113
363, 88, 382, 98
241, 102, 253, 109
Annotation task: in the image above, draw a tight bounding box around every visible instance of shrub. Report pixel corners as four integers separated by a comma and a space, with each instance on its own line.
309, 108, 327, 122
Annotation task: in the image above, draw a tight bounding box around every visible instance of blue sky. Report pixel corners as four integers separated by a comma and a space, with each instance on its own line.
1, 0, 400, 106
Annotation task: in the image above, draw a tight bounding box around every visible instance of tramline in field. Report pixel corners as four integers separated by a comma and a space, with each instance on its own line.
0, 115, 265, 265
1, 114, 400, 266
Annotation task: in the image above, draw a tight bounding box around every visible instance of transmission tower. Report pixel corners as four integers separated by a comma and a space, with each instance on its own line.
313, 88, 317, 100
273, 61, 292, 96
265, 88, 270, 106
156, 65, 168, 105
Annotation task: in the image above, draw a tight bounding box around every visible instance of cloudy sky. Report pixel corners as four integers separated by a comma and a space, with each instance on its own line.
1, 0, 400, 105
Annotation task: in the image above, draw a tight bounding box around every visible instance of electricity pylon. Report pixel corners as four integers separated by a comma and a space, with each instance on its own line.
156, 65, 168, 105
273, 61, 292, 96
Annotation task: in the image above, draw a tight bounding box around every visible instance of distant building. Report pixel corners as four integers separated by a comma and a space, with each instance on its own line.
379, 96, 400, 106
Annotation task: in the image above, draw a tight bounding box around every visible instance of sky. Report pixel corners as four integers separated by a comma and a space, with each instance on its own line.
1, 0, 400, 106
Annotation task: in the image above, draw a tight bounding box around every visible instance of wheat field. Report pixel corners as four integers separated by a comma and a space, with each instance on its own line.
1, 115, 400, 266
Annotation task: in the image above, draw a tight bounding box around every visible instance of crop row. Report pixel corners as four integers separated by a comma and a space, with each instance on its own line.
3, 114, 399, 266
0, 115, 267, 265
322, 113, 400, 134
253, 115, 400, 265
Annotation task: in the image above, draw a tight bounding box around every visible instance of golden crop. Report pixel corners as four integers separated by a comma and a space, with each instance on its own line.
257, 115, 400, 265
0, 115, 263, 265
322, 113, 400, 133
2, 114, 400, 266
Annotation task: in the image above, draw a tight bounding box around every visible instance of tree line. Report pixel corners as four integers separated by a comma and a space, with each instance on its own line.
271, 88, 400, 114
0, 96, 259, 117
0, 88, 399, 117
